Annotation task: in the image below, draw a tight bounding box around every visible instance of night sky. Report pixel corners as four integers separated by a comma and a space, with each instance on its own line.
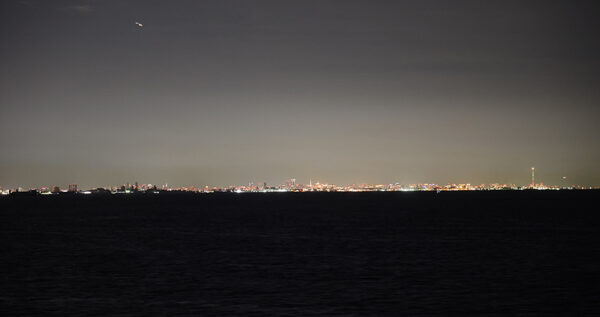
1, 0, 599, 189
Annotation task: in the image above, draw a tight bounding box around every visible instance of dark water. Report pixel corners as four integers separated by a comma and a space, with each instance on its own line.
1, 191, 599, 316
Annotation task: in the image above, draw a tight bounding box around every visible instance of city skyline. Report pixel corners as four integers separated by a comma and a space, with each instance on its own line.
0, 163, 594, 190
2, 1, 599, 187
2, 166, 594, 194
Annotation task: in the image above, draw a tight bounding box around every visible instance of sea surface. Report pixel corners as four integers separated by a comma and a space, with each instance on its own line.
1, 191, 599, 316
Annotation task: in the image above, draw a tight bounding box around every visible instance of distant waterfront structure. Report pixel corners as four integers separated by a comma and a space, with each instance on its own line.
3, 176, 598, 196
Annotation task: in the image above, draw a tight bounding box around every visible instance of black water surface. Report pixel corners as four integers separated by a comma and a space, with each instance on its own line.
1, 191, 599, 316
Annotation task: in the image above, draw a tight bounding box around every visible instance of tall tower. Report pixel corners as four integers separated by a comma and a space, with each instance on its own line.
531, 167, 535, 188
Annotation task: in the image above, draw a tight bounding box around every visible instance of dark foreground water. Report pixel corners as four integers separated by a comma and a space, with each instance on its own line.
1, 191, 599, 316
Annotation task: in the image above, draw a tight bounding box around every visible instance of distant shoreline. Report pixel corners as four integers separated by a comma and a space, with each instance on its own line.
3, 188, 599, 199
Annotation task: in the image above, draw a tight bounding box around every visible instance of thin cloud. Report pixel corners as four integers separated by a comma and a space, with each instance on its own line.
61, 4, 94, 13
17, 0, 38, 7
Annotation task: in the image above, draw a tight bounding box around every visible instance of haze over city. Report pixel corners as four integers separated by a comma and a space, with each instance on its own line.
1, 0, 599, 189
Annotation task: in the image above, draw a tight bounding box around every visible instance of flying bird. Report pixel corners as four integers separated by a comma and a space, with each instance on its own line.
135, 21, 143, 27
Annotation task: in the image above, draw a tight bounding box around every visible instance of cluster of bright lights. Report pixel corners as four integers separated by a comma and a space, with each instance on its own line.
1, 180, 595, 196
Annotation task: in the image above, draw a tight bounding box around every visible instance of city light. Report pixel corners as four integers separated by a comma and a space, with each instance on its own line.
1, 173, 596, 196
